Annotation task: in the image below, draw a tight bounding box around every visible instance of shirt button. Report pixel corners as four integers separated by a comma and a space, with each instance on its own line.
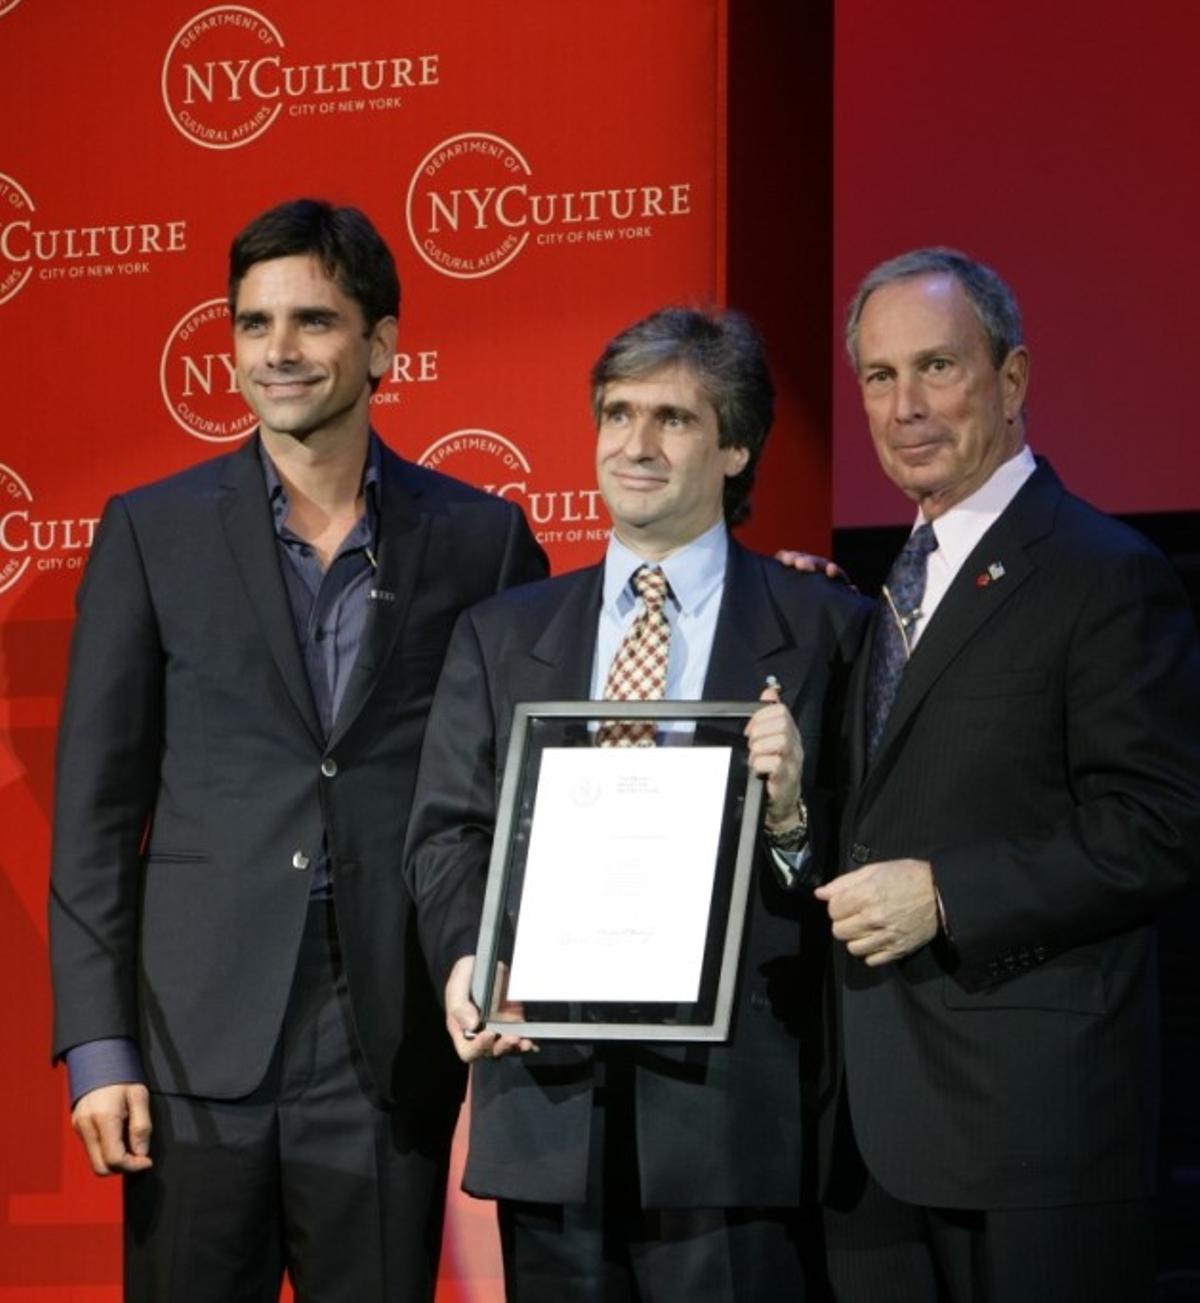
292, 851, 310, 871
850, 843, 870, 864
321, 758, 338, 778
749, 991, 768, 1012
299, 545, 312, 558
313, 628, 326, 643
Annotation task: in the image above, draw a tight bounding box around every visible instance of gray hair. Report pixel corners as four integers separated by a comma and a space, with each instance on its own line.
590, 306, 774, 527
844, 247, 1023, 370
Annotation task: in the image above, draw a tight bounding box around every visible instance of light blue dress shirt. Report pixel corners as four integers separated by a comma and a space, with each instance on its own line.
590, 520, 728, 703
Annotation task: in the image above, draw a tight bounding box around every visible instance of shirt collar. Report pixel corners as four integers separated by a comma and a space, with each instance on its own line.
915, 445, 1036, 571
259, 432, 382, 542
602, 518, 728, 615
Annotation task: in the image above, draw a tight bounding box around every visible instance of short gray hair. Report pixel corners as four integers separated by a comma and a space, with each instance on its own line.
845, 247, 1023, 370
590, 306, 774, 527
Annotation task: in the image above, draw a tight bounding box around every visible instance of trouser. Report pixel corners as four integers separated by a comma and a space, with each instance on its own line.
124, 901, 457, 1303
497, 1053, 820, 1302
823, 1104, 1153, 1303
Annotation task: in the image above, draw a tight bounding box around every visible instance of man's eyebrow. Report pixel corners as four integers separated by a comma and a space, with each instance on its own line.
602, 399, 700, 421
860, 344, 957, 372
234, 305, 343, 326
654, 403, 698, 422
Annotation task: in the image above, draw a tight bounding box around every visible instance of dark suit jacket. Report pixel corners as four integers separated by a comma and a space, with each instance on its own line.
406, 539, 869, 1207
49, 435, 547, 1113
832, 460, 1200, 1210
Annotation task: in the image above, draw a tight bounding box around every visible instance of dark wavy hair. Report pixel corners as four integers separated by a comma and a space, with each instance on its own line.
590, 307, 774, 527
228, 197, 400, 333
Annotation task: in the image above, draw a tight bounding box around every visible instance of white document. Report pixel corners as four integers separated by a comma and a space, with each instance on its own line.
506, 745, 732, 1002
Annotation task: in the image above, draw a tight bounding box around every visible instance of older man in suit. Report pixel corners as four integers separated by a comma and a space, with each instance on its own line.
816, 248, 1200, 1302
406, 307, 868, 1302
48, 198, 546, 1302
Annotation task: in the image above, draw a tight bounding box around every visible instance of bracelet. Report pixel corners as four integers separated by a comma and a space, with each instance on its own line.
764, 795, 809, 852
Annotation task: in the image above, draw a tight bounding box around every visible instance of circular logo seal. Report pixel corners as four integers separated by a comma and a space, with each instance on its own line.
416, 429, 532, 495
0, 172, 35, 306
161, 5, 285, 150
0, 462, 34, 594
160, 298, 256, 443
406, 132, 533, 280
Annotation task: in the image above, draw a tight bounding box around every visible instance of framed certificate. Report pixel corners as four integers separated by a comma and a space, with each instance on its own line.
470, 701, 764, 1041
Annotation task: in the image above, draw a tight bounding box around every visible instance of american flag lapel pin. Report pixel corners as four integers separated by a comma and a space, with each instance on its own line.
975, 561, 1006, 589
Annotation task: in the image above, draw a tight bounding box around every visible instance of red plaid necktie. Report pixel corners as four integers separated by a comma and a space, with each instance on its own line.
598, 565, 670, 747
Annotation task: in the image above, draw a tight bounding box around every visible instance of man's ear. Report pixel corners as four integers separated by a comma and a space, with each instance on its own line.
369, 315, 399, 381
1001, 345, 1030, 421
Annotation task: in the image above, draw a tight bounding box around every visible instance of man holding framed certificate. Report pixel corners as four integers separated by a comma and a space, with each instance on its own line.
406, 307, 868, 1301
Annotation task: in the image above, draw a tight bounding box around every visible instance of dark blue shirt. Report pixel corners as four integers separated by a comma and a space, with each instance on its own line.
261, 437, 381, 895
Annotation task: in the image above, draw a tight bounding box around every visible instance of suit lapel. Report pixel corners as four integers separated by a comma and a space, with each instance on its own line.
329, 444, 431, 748
845, 618, 875, 788
704, 543, 817, 715
525, 566, 604, 699
859, 461, 1062, 805
218, 437, 323, 746
510, 544, 817, 715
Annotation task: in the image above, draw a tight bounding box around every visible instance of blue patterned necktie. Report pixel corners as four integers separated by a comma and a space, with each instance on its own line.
865, 522, 938, 762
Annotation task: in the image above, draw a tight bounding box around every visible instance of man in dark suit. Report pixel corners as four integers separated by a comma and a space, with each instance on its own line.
815, 248, 1200, 1302
406, 307, 868, 1301
48, 198, 546, 1301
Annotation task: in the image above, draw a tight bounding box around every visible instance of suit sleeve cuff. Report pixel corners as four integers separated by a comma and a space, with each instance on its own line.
769, 843, 815, 890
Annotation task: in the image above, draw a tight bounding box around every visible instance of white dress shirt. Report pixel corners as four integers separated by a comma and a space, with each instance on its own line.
908, 446, 1037, 649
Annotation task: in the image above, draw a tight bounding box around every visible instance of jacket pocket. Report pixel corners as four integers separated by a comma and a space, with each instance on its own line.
942, 962, 1104, 1015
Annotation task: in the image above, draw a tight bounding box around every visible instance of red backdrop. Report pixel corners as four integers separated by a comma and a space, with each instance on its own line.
1, 3, 829, 1299
832, 0, 1200, 527
4, 1, 1196, 1299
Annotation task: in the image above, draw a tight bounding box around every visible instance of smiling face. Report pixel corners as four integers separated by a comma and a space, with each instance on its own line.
855, 272, 1029, 519
595, 363, 748, 559
232, 253, 396, 447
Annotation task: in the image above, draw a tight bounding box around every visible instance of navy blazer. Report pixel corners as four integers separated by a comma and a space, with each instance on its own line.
831, 460, 1200, 1209
50, 435, 547, 1114
407, 539, 869, 1207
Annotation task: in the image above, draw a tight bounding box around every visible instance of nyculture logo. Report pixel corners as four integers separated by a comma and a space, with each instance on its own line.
0, 463, 99, 596
418, 430, 607, 550
160, 299, 256, 444
162, 5, 440, 151
160, 296, 442, 442
0, 174, 34, 304
406, 132, 694, 280
0, 173, 188, 307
